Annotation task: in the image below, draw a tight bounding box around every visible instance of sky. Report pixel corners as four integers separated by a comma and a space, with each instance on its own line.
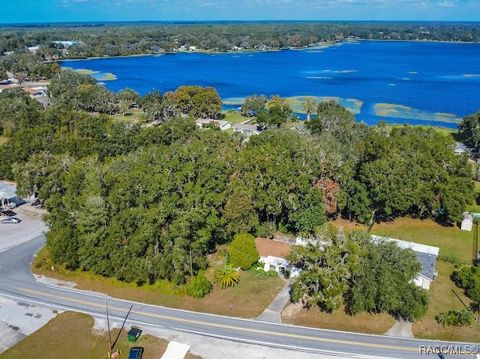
1, 0, 480, 23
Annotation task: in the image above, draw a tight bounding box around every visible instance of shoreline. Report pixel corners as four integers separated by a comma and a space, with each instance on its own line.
58, 38, 479, 62
362, 38, 480, 45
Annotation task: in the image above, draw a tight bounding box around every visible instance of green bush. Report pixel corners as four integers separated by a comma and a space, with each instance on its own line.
214, 265, 240, 289
255, 222, 275, 238
186, 271, 213, 298
227, 233, 259, 270
435, 309, 475, 327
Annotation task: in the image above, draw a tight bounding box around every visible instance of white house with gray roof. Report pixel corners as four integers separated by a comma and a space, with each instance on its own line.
371, 235, 439, 290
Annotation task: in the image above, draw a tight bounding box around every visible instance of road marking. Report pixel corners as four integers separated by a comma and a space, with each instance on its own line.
19, 287, 417, 353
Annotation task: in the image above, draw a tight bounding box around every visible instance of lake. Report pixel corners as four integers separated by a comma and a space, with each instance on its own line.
61, 41, 480, 128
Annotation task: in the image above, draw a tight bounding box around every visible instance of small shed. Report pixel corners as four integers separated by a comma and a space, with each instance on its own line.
462, 212, 473, 231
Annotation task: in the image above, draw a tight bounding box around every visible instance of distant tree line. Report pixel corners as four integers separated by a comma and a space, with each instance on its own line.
1, 22, 479, 59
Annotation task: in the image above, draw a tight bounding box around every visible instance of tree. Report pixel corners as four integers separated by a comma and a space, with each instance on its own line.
435, 309, 475, 327
48, 69, 96, 106
118, 88, 139, 115
456, 266, 480, 318
0, 67, 7, 81
256, 103, 292, 128
227, 233, 259, 270
174, 86, 222, 119
223, 186, 259, 234
241, 95, 267, 117
346, 237, 428, 321
289, 229, 428, 321
288, 228, 358, 311
458, 112, 480, 152
186, 271, 213, 298
306, 100, 356, 143
288, 188, 326, 235
76, 84, 118, 114
343, 127, 473, 224
302, 97, 317, 121
214, 265, 240, 288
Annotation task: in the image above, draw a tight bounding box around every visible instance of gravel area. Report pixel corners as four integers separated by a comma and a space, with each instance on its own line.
0, 297, 59, 353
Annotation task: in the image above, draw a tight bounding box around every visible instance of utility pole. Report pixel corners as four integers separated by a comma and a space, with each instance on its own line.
106, 298, 112, 358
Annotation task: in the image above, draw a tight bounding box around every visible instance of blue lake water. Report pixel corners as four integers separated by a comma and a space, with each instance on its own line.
61, 41, 480, 128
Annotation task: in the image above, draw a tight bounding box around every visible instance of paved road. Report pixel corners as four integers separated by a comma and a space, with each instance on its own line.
0, 235, 478, 359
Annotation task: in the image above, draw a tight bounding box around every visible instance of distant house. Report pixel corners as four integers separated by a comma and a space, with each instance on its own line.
27, 45, 40, 54
195, 119, 231, 131
371, 235, 439, 290
232, 124, 261, 136
51, 40, 80, 48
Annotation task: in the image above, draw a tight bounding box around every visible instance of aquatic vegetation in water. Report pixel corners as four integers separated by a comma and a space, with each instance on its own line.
223, 97, 245, 106
94, 72, 117, 81
374, 103, 461, 124
223, 96, 363, 115
74, 69, 100, 75
285, 96, 363, 115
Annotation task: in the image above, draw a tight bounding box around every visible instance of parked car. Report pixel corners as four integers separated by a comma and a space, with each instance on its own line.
1, 217, 21, 224
128, 347, 144, 359
0, 210, 17, 217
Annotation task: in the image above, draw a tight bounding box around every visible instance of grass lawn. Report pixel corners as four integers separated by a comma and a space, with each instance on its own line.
110, 108, 145, 124
333, 217, 472, 263
33, 247, 284, 319
282, 304, 395, 335
332, 217, 480, 342
413, 261, 480, 342
222, 110, 250, 124
466, 181, 480, 213
1, 312, 201, 359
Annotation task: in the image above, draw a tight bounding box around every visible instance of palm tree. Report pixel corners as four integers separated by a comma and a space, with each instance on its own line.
303, 98, 317, 121
214, 265, 240, 289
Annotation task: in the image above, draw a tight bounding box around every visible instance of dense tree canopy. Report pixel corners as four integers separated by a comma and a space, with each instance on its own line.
289, 229, 428, 321
0, 77, 474, 290
341, 127, 473, 224
458, 112, 480, 152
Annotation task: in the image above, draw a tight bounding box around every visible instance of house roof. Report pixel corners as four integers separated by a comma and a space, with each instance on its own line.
371, 235, 439, 256
255, 238, 291, 258
371, 235, 439, 281
415, 251, 438, 281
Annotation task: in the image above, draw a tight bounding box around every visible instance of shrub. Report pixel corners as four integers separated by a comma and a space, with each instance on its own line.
227, 233, 259, 270
214, 265, 240, 289
255, 222, 275, 238
435, 309, 475, 327
186, 271, 213, 298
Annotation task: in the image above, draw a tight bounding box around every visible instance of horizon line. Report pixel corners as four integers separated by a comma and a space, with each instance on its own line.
1, 19, 480, 27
